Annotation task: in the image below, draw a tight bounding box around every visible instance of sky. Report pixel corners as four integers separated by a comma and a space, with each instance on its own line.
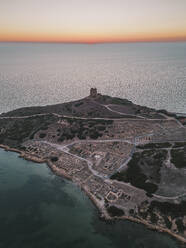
0, 0, 186, 43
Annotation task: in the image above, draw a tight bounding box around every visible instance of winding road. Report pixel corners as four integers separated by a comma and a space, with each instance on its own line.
40, 135, 186, 201
0, 104, 186, 201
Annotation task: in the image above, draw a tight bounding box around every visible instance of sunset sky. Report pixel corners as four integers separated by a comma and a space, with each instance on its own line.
1, 0, 186, 43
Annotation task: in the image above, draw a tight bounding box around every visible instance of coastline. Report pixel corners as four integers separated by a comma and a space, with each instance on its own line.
0, 144, 185, 245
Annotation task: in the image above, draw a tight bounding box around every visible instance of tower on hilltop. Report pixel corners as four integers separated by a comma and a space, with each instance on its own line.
90, 88, 98, 98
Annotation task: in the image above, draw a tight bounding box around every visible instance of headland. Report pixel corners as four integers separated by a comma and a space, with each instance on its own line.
0, 89, 186, 243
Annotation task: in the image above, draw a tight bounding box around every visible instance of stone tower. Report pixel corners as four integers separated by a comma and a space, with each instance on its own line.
90, 88, 98, 98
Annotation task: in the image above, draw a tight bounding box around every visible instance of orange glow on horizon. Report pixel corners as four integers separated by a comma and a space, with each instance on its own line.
1, 33, 186, 44
1, 0, 186, 44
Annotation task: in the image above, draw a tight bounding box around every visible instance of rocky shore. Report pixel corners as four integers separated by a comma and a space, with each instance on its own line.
0, 91, 186, 245
0, 143, 185, 245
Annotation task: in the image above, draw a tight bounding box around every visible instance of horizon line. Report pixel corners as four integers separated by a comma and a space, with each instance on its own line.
1, 40, 186, 45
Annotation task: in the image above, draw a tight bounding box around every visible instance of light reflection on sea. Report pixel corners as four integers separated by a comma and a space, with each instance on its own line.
0, 42, 186, 114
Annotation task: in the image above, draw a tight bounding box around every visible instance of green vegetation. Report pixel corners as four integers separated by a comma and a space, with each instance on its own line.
57, 118, 113, 142
150, 212, 159, 224
148, 201, 186, 219
172, 142, 186, 148
50, 156, 58, 162
157, 109, 177, 118
89, 130, 102, 139
40, 126, 48, 130
129, 209, 134, 216
96, 125, 106, 131
111, 158, 158, 194
137, 142, 172, 149
171, 148, 186, 168
74, 102, 83, 107
110, 97, 131, 105
0, 115, 57, 147
163, 216, 172, 229
107, 206, 124, 217
176, 219, 185, 233
58, 127, 75, 141
39, 133, 46, 138
111, 149, 167, 194
1, 93, 166, 120
143, 200, 186, 230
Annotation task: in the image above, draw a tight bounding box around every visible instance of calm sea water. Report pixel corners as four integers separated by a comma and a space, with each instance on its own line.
0, 42, 186, 114
0, 149, 182, 248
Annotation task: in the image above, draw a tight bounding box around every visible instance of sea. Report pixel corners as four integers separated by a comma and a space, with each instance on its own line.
0, 42, 186, 114
0, 42, 186, 248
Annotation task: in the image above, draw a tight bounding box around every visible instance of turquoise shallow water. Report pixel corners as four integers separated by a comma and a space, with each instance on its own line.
0, 149, 183, 248
0, 42, 186, 114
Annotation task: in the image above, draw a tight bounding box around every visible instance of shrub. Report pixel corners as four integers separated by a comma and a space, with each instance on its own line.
39, 133, 46, 138
107, 206, 124, 217
74, 102, 83, 107
51, 156, 58, 162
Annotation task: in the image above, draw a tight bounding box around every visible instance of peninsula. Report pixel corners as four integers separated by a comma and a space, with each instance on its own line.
0, 89, 186, 243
